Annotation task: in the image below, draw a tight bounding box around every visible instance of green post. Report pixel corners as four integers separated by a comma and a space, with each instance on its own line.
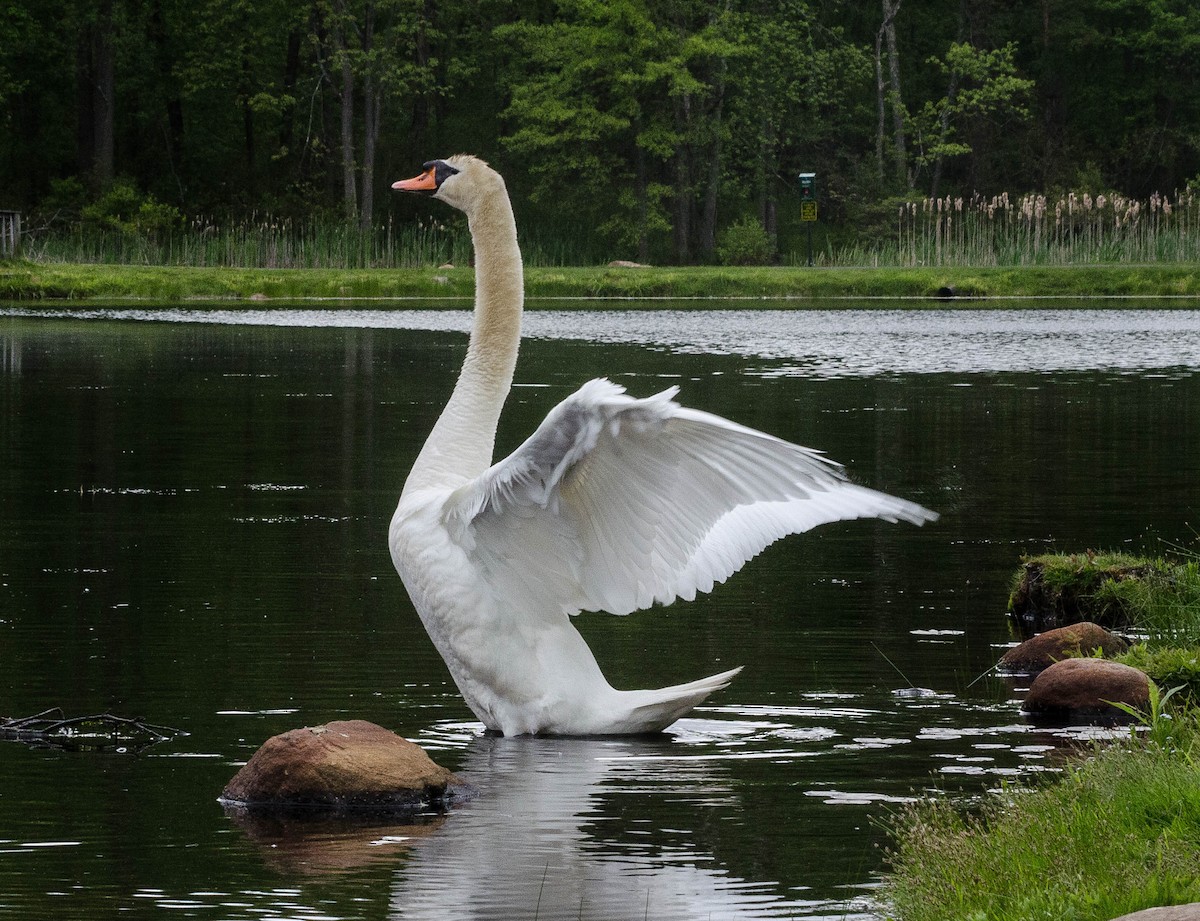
798, 173, 817, 267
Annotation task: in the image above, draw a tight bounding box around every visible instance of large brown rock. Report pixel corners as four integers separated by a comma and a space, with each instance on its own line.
221, 720, 464, 811
1000, 622, 1129, 673
1022, 658, 1150, 722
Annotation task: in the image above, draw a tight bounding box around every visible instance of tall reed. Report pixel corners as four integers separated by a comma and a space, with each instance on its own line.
22, 212, 602, 270
20, 187, 1200, 270
891, 187, 1200, 267
23, 214, 475, 270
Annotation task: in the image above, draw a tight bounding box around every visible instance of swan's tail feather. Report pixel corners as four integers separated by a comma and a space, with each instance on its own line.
616, 666, 743, 734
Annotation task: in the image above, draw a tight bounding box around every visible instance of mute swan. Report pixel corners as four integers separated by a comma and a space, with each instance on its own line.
389, 155, 937, 736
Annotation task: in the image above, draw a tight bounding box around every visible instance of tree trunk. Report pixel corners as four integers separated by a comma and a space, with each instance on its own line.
359, 2, 378, 229
757, 121, 777, 255
91, 0, 116, 191
874, 25, 886, 181
672, 97, 692, 264
882, 0, 908, 188
241, 52, 256, 181
278, 26, 304, 157
361, 84, 380, 229
411, 0, 432, 139
930, 0, 968, 200
75, 28, 95, 177
148, 0, 185, 198
309, 2, 338, 196
930, 62, 961, 200
334, 0, 357, 221
635, 131, 650, 264
699, 58, 726, 261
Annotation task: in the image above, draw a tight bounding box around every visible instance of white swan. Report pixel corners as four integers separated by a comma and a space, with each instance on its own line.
389, 155, 937, 736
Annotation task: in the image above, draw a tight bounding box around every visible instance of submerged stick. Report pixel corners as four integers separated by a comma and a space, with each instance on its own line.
0, 710, 186, 753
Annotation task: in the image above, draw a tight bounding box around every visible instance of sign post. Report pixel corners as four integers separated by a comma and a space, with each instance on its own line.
798, 173, 817, 267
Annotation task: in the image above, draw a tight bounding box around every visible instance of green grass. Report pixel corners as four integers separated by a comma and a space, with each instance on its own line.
882, 720, 1200, 921
1118, 646, 1200, 704
1101, 558, 1200, 647
1008, 552, 1162, 631
4, 261, 1200, 302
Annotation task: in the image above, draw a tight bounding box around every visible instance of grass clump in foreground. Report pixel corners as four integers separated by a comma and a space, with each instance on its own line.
882, 710, 1200, 921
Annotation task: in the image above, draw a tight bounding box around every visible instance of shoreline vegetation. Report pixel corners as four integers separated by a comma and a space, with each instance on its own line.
2, 260, 1200, 303
882, 551, 1200, 921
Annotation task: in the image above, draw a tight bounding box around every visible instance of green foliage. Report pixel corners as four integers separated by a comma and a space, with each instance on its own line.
912, 42, 1034, 170
1100, 558, 1200, 646
79, 180, 182, 242
715, 216, 772, 266
496, 0, 732, 256
4, 0, 1200, 265
35, 177, 90, 224
1118, 647, 1200, 706
0, 0, 34, 116
1107, 681, 1187, 749
1007, 552, 1162, 630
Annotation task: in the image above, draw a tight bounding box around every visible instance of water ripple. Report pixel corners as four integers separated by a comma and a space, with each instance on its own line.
5, 305, 1198, 378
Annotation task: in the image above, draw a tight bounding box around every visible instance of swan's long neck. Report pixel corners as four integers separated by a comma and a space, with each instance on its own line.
403, 183, 524, 494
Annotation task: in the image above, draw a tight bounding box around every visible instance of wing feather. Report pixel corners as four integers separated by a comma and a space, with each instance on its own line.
442, 378, 936, 619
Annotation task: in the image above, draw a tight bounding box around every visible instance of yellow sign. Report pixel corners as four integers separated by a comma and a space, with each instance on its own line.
800, 201, 818, 222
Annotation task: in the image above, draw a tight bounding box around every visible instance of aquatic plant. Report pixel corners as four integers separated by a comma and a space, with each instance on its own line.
17, 186, 1200, 271
23, 213, 475, 270
891, 187, 1200, 268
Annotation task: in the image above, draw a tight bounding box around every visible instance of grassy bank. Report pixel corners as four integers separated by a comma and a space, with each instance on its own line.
883, 718, 1200, 921
884, 551, 1200, 920
3, 260, 1200, 302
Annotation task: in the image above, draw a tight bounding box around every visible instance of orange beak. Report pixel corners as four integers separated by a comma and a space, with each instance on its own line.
392, 168, 438, 192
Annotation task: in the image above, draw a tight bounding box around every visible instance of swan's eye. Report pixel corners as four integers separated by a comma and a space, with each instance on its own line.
422, 160, 461, 189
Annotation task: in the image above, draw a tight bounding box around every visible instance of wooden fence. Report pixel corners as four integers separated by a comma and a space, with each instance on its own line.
1, 210, 21, 255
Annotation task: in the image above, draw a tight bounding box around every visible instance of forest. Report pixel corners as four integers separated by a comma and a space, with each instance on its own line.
1, 0, 1199, 266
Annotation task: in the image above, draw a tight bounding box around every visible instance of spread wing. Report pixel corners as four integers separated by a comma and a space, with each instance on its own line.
441, 378, 937, 618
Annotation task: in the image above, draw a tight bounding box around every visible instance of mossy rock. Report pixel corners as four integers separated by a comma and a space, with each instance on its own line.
1008, 553, 1155, 640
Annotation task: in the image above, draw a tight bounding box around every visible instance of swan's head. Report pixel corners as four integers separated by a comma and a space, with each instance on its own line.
391, 155, 502, 215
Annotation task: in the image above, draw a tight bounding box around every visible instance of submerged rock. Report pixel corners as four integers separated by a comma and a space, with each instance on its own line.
1000, 622, 1129, 674
1022, 658, 1150, 723
220, 719, 466, 811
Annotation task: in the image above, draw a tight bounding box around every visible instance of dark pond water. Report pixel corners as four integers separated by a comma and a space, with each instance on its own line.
1, 303, 1198, 920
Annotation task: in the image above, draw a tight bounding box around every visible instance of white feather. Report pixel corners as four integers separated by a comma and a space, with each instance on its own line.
388, 156, 938, 736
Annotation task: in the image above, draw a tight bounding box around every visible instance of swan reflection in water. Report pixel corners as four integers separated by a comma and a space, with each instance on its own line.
386, 726, 873, 921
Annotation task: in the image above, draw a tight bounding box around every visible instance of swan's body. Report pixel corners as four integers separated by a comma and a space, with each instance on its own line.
389, 155, 937, 736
